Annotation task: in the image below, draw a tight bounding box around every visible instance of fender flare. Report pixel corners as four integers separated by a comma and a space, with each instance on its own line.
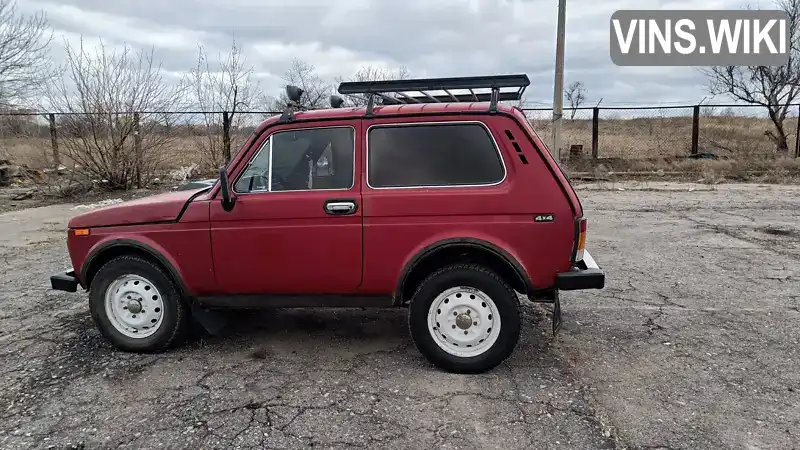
81, 238, 190, 297
394, 237, 535, 299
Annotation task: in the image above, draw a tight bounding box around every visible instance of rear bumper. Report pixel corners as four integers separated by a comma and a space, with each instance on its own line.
50, 270, 79, 293
556, 251, 605, 291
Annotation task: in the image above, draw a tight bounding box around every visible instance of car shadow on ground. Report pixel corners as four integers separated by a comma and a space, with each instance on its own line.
56, 302, 555, 377
206, 307, 413, 341
184, 305, 553, 359
23, 300, 563, 413
8, 298, 616, 450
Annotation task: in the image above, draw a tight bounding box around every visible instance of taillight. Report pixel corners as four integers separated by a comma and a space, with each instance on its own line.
575, 218, 587, 262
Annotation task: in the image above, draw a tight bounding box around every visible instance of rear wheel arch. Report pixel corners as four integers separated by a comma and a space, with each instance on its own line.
82, 240, 189, 298
395, 238, 533, 306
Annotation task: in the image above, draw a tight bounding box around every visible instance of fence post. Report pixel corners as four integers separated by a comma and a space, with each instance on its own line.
133, 112, 142, 188
794, 104, 800, 158
591, 107, 599, 159
222, 111, 231, 163
48, 113, 59, 169
691, 105, 700, 155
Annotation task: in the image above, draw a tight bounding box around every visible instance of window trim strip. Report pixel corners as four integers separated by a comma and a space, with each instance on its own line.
232, 125, 357, 195
365, 120, 508, 190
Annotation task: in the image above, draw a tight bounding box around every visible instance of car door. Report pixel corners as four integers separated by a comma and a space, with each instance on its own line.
209, 119, 363, 295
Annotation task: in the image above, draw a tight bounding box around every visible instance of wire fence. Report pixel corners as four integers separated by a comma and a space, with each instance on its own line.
0, 104, 797, 174
0, 111, 282, 172
521, 104, 800, 161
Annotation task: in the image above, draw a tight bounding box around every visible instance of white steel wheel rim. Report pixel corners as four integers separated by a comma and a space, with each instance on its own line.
427, 286, 502, 358
104, 274, 165, 339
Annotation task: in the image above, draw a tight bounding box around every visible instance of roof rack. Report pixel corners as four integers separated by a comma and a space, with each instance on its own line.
337, 74, 530, 115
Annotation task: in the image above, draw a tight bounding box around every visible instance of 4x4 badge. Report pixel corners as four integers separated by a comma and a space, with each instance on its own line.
534, 214, 555, 223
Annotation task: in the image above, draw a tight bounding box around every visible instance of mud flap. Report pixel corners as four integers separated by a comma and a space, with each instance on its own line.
552, 290, 562, 336
190, 303, 228, 335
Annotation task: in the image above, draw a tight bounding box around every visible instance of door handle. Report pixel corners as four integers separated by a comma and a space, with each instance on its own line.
324, 200, 357, 215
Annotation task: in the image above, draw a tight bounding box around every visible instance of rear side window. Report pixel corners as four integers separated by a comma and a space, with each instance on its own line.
367, 122, 505, 188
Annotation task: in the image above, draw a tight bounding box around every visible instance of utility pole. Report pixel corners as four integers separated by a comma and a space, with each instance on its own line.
551, 0, 567, 163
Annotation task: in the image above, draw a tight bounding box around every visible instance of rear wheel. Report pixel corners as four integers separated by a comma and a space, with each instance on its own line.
408, 263, 521, 373
89, 255, 189, 353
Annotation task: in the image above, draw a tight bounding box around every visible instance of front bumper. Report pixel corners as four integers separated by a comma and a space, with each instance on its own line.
51, 270, 79, 293
556, 251, 605, 290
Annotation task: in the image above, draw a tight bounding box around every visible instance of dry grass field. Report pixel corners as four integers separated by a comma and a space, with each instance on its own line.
0, 132, 256, 173
0, 110, 798, 184
528, 112, 799, 160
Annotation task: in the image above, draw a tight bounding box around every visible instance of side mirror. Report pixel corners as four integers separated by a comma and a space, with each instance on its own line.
219, 167, 236, 212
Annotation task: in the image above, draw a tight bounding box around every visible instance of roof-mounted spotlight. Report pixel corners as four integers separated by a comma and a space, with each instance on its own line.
280, 85, 305, 123
286, 85, 304, 103
330, 95, 344, 108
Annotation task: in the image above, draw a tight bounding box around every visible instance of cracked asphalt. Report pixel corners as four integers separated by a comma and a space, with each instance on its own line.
0, 181, 798, 450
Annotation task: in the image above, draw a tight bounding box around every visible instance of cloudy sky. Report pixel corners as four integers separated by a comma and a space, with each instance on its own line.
18, 0, 752, 108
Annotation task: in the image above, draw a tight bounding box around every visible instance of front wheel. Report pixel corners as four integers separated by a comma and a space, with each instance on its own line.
89, 255, 190, 353
408, 263, 521, 374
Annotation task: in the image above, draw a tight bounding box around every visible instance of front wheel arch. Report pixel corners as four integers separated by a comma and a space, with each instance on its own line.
82, 240, 189, 298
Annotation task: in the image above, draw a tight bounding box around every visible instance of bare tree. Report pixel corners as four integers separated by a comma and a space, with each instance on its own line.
334, 65, 412, 106
0, 0, 55, 109
184, 37, 259, 170
42, 37, 188, 189
264, 59, 332, 111
565, 81, 586, 119
506, 90, 539, 110
701, 0, 800, 153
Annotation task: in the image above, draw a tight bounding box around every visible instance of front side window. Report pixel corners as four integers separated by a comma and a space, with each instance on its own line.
367, 123, 505, 188
234, 137, 270, 192
234, 126, 355, 193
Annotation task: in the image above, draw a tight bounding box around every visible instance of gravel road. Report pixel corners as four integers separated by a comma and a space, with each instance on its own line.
0, 181, 798, 449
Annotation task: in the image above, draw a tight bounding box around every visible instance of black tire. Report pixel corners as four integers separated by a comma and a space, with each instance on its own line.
89, 255, 190, 353
408, 263, 521, 374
